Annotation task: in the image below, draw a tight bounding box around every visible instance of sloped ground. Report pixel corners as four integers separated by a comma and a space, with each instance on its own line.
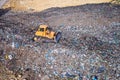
3, 0, 111, 11
0, 3, 120, 80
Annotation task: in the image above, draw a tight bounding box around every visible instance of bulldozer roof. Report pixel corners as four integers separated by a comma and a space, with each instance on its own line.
39, 25, 48, 28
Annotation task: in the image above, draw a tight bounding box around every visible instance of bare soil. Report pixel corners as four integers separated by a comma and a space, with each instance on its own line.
3, 0, 111, 11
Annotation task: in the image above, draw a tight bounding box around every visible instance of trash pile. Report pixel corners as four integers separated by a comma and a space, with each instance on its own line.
0, 3, 120, 80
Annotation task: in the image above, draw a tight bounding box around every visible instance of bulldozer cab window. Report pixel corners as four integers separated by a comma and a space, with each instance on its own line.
39, 28, 44, 32
46, 27, 52, 31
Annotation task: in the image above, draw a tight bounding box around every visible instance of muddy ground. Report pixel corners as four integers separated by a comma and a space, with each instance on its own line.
0, 3, 120, 80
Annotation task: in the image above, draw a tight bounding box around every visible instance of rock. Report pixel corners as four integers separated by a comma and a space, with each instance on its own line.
97, 66, 105, 73
41, 75, 50, 80
90, 75, 98, 80
72, 54, 76, 58
65, 72, 76, 78
18, 74, 22, 78
10, 79, 15, 80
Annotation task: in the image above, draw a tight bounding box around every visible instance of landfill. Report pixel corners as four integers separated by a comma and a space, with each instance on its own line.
0, 3, 120, 80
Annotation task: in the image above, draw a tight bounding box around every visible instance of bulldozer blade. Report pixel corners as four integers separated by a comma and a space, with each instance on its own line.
55, 32, 61, 43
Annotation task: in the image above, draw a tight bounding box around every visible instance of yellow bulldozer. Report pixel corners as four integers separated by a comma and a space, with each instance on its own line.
33, 25, 61, 43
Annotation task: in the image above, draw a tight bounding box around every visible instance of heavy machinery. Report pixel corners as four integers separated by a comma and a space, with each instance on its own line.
33, 25, 61, 43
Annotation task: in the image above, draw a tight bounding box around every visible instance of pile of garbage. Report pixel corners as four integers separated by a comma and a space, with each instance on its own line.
0, 3, 120, 80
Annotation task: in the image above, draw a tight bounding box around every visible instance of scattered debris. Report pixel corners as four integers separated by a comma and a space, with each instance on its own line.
0, 3, 120, 80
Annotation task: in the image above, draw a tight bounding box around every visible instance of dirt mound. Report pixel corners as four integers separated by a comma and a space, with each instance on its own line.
3, 0, 111, 11
0, 3, 120, 80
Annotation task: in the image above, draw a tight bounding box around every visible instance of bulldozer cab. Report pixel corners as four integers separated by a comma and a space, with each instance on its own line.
38, 25, 47, 31
46, 27, 52, 34
35, 25, 48, 36
38, 25, 51, 32
35, 25, 54, 38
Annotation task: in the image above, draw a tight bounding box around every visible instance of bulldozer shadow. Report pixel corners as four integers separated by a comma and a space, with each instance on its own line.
40, 37, 57, 43
42, 40, 56, 43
